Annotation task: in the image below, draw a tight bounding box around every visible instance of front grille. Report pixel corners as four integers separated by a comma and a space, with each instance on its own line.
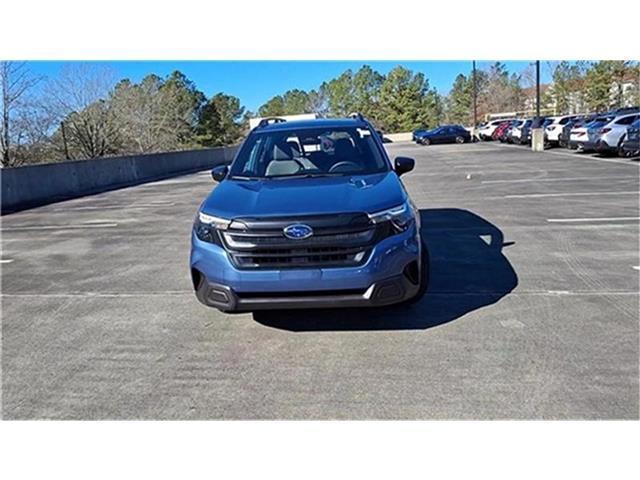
220, 213, 391, 269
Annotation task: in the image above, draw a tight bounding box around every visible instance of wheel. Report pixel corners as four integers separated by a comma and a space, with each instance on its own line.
617, 137, 626, 157
400, 239, 430, 306
455, 136, 465, 144
422, 138, 431, 146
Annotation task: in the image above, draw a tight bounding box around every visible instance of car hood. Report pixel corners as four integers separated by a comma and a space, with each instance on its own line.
200, 171, 407, 219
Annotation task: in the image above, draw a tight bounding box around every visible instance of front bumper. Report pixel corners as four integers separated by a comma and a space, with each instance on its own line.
190, 224, 422, 311
194, 274, 418, 311
569, 139, 596, 151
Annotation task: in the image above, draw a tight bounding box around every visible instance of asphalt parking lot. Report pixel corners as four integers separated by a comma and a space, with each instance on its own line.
1, 142, 638, 419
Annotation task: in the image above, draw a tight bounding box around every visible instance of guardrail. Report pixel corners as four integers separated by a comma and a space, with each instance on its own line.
1, 146, 237, 214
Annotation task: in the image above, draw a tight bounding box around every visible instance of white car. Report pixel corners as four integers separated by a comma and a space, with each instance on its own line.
544, 115, 578, 146
478, 119, 513, 140
594, 113, 640, 155
568, 115, 615, 151
510, 119, 531, 144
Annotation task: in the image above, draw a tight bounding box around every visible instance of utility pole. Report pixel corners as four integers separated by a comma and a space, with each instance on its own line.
472, 60, 477, 141
531, 60, 544, 152
60, 121, 71, 160
535, 60, 540, 124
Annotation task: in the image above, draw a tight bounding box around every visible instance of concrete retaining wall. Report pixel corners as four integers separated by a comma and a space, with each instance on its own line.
1, 146, 237, 214
384, 132, 413, 142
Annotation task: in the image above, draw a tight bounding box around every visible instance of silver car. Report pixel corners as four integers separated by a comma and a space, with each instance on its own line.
593, 113, 640, 155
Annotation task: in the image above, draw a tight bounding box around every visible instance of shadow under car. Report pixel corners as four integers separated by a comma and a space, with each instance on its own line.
253, 208, 518, 332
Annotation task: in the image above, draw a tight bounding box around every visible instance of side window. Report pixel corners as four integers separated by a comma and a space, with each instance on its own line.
615, 116, 635, 126
242, 136, 265, 174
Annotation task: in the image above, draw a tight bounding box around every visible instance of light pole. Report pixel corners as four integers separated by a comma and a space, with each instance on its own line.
472, 60, 477, 141
536, 60, 540, 124
531, 60, 544, 152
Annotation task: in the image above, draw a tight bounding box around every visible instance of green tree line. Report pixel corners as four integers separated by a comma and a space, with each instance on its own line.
257, 65, 444, 133
444, 61, 640, 125
2, 61, 638, 168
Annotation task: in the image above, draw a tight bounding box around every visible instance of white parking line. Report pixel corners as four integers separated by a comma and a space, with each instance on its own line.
505, 191, 638, 199
482, 175, 632, 184
547, 217, 640, 223
56, 203, 175, 211
545, 149, 640, 166
0, 259, 14, 264
633, 266, 640, 271
1, 223, 118, 232
479, 141, 640, 166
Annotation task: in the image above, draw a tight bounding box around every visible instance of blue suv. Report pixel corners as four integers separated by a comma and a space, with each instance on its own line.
190, 115, 428, 312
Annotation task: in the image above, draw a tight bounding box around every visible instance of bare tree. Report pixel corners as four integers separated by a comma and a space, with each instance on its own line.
45, 64, 119, 159
110, 72, 205, 153
0, 61, 41, 167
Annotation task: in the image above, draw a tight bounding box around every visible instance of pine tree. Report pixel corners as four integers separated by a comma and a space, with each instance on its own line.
378, 66, 434, 132
584, 61, 617, 112
446, 74, 472, 124
196, 93, 244, 147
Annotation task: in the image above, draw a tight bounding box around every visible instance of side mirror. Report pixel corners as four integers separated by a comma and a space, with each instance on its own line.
211, 165, 229, 182
394, 157, 415, 176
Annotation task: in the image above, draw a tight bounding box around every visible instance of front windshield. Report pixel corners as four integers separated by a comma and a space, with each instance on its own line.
229, 126, 389, 179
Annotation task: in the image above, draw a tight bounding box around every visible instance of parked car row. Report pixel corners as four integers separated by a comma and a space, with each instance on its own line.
480, 107, 639, 158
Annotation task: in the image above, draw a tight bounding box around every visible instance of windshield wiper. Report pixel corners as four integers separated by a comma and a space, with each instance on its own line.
268, 172, 356, 179
229, 175, 260, 181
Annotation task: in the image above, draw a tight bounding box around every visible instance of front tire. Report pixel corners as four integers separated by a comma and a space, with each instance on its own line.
422, 138, 431, 146
455, 135, 465, 144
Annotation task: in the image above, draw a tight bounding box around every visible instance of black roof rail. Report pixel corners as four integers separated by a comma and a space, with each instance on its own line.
256, 117, 287, 129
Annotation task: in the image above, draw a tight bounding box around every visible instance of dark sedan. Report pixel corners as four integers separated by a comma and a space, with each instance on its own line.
416, 125, 471, 145
412, 128, 429, 142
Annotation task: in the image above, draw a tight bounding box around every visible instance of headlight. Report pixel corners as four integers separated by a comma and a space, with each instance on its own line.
368, 201, 416, 233
194, 211, 231, 244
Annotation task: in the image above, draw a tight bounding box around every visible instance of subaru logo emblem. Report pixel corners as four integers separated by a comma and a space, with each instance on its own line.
283, 224, 313, 240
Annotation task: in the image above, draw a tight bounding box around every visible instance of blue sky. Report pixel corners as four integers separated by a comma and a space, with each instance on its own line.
26, 61, 549, 111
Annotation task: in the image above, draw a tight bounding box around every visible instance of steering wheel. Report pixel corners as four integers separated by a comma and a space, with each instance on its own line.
329, 161, 361, 173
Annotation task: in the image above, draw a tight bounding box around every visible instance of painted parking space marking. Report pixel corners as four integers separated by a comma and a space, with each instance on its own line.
505, 191, 638, 199
482, 175, 633, 184
547, 217, 640, 223
500, 318, 525, 328
1, 222, 118, 232
478, 141, 640, 166
545, 149, 640, 166
54, 203, 176, 211
0, 259, 14, 264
